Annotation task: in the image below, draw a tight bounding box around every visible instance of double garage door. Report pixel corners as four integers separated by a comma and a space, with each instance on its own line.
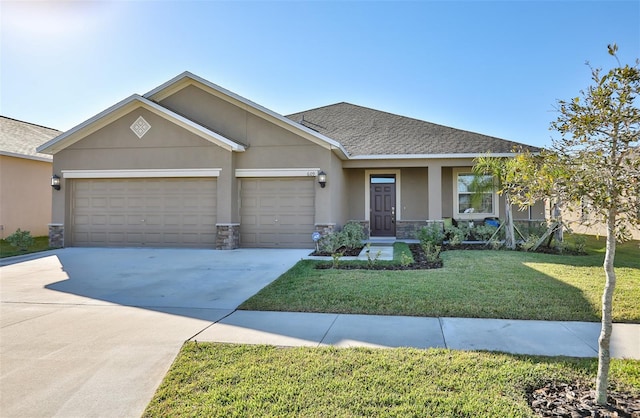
71, 178, 217, 247
71, 177, 315, 248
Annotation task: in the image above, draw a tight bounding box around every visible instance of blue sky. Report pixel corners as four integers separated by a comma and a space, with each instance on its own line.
1, 0, 638, 148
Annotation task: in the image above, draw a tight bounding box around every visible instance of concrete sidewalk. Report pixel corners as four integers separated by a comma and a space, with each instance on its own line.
304, 245, 395, 261
192, 310, 640, 359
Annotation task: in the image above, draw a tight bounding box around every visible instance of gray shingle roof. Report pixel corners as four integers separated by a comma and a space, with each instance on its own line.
286, 102, 539, 157
0, 116, 60, 161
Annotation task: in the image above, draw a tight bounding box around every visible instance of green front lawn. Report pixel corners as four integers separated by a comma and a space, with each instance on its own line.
143, 343, 639, 418
145, 236, 639, 417
0, 236, 51, 258
240, 236, 640, 322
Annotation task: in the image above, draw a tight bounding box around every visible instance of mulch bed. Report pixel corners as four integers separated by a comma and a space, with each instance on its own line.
310, 240, 584, 270
310, 246, 363, 257
527, 381, 640, 417
442, 242, 586, 255
313, 244, 442, 270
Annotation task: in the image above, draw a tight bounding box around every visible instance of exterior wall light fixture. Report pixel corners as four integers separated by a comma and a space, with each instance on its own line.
51, 174, 61, 190
317, 170, 327, 188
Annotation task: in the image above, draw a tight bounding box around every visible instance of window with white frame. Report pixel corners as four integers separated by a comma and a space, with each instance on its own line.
453, 169, 499, 218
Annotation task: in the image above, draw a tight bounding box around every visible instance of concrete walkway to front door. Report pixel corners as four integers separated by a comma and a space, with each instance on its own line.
0, 247, 308, 418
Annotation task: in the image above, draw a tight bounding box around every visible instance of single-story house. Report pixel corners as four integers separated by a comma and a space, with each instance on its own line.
37, 72, 544, 249
564, 212, 640, 241
562, 147, 639, 240
1, 116, 60, 238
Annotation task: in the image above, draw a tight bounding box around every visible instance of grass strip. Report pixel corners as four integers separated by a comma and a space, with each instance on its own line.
239, 237, 640, 322
143, 343, 639, 418
0, 236, 51, 258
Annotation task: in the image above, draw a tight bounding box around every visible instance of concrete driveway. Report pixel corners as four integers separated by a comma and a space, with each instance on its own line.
0, 247, 307, 418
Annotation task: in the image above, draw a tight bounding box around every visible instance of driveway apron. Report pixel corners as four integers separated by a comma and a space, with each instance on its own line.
0, 247, 307, 418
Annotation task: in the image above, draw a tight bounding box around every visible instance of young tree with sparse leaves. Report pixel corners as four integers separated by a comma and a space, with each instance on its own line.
472, 156, 520, 250
514, 45, 639, 406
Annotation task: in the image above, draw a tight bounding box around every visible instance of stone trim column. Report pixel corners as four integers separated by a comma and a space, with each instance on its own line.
396, 220, 427, 239
48, 223, 64, 248
314, 223, 336, 238
216, 223, 240, 250
425, 219, 445, 233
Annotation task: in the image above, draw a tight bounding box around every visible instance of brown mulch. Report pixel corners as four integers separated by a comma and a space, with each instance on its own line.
528, 381, 640, 417
442, 242, 586, 255
310, 240, 583, 270
310, 246, 363, 257
313, 244, 442, 270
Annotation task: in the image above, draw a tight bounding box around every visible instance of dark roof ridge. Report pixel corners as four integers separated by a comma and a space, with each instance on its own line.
285, 102, 540, 156
291, 102, 529, 148
0, 115, 61, 133
286, 102, 350, 118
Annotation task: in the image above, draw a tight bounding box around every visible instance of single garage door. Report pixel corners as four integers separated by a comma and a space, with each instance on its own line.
240, 178, 315, 248
71, 178, 217, 247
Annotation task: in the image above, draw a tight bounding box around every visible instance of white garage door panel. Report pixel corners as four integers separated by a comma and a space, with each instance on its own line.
240, 178, 315, 248
72, 178, 217, 247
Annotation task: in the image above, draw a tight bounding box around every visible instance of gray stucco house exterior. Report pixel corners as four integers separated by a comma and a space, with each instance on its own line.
37, 72, 543, 249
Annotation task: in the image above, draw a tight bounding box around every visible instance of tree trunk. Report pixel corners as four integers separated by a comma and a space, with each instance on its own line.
554, 207, 563, 244
595, 213, 617, 405
505, 195, 516, 250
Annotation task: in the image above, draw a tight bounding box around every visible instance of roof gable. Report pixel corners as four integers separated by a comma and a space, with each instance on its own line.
0, 116, 59, 161
35, 74, 540, 161
37, 95, 246, 154
286, 102, 540, 158
144, 72, 349, 158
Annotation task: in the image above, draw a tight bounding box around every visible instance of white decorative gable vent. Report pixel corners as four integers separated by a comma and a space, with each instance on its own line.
130, 116, 151, 139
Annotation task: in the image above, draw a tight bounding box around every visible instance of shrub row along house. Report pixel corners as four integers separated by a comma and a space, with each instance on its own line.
37, 72, 544, 249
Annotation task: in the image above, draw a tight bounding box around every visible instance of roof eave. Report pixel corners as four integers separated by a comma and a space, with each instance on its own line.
37, 94, 141, 154
37, 94, 245, 154
348, 152, 538, 160
145, 72, 348, 156
0, 151, 53, 162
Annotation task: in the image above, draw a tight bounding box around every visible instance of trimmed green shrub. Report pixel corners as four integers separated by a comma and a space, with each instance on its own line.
423, 242, 442, 263
445, 225, 467, 246
6, 229, 34, 251
341, 222, 366, 249
319, 233, 344, 254
417, 224, 445, 247
472, 224, 498, 241
319, 222, 365, 254
572, 235, 587, 254
418, 224, 444, 261
520, 234, 539, 252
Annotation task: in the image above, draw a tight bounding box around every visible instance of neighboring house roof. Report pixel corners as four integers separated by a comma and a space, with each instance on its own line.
287, 102, 540, 158
37, 94, 247, 154
0, 116, 60, 162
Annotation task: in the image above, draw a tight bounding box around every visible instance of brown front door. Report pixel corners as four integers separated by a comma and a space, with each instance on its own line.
370, 175, 396, 237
